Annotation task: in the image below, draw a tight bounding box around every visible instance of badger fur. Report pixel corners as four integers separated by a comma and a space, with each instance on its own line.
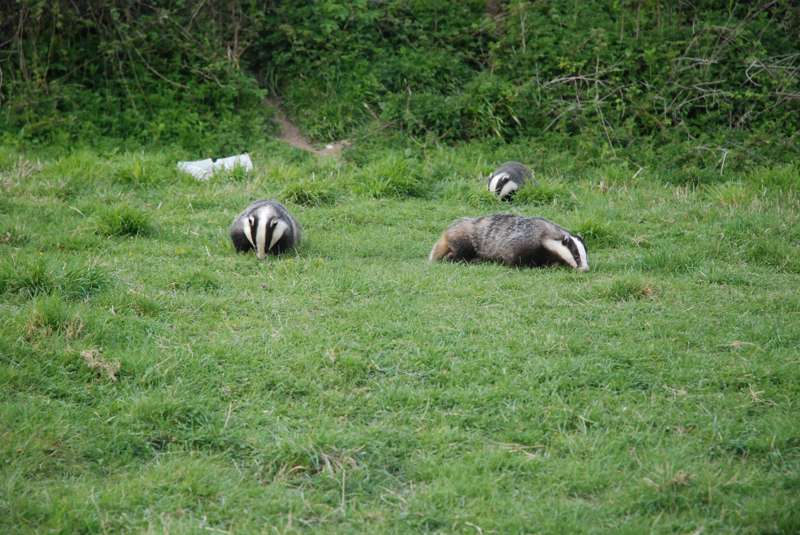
487, 161, 533, 201
429, 214, 588, 271
230, 200, 301, 259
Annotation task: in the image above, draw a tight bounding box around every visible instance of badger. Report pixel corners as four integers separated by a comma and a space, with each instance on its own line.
229, 200, 301, 259
487, 161, 533, 201
428, 214, 588, 271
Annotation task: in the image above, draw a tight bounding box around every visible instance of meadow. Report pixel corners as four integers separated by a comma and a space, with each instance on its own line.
1, 139, 799, 533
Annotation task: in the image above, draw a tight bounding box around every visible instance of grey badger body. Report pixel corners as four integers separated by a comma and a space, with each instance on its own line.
230, 200, 301, 259
429, 214, 588, 271
487, 161, 533, 201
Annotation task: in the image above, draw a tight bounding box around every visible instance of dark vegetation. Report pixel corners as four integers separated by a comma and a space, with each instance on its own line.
2, 1, 799, 178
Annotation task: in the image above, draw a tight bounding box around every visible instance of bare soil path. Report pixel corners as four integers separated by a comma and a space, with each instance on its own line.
267, 98, 350, 157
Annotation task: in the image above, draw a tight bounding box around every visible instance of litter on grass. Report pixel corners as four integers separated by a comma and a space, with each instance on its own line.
177, 153, 253, 180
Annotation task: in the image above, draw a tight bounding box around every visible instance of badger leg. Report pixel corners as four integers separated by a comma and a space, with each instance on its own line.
428, 233, 452, 262
541, 238, 578, 269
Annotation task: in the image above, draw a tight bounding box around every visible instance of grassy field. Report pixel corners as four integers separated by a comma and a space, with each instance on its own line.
1, 140, 799, 533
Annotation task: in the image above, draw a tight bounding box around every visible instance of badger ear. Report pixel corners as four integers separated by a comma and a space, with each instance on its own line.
270, 218, 279, 228
247, 215, 255, 227
562, 235, 571, 245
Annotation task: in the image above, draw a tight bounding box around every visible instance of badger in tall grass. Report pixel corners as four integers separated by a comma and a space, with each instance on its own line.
487, 161, 533, 201
428, 214, 588, 271
230, 200, 301, 259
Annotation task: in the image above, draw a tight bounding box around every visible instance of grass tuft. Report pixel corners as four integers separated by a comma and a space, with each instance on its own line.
0, 226, 30, 247
62, 264, 109, 299
514, 179, 576, 208
604, 277, 658, 302
0, 258, 57, 298
636, 247, 698, 273
0, 258, 109, 300
24, 295, 84, 340
213, 164, 252, 183
174, 270, 221, 292
118, 293, 163, 317
281, 176, 340, 206
574, 218, 621, 248
747, 163, 800, 193
97, 206, 153, 237
112, 155, 175, 186
704, 181, 757, 208
352, 152, 427, 198
464, 187, 502, 208
746, 240, 800, 273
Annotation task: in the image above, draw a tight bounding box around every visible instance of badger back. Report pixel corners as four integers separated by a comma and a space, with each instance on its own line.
469, 215, 589, 270
229, 200, 301, 258
487, 162, 533, 200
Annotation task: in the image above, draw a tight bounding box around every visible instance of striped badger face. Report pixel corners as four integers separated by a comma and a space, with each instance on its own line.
563, 234, 589, 272
488, 172, 518, 201
242, 205, 290, 259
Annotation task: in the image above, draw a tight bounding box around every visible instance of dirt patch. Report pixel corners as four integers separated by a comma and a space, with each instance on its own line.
80, 348, 120, 382
267, 98, 350, 157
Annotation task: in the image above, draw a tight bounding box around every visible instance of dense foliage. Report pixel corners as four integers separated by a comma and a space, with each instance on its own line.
0, 1, 269, 151
2, 1, 799, 168
269, 1, 800, 140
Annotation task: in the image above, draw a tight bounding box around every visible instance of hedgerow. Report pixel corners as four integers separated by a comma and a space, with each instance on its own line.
2, 1, 798, 170
0, 1, 269, 152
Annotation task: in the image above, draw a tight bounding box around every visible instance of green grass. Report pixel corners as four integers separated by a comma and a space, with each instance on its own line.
1, 141, 799, 533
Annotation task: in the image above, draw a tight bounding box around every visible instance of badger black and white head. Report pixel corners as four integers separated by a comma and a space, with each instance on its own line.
429, 214, 589, 271
487, 161, 533, 201
559, 233, 589, 272
230, 200, 301, 259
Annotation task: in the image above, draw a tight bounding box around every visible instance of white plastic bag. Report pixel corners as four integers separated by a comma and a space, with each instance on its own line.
177, 153, 253, 180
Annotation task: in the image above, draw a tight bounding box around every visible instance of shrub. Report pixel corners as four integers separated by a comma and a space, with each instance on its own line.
2, 1, 799, 172
0, 2, 268, 151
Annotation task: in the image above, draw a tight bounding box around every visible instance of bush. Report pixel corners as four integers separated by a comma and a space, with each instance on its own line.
2, 1, 799, 171
0, 1, 268, 151
259, 1, 800, 170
